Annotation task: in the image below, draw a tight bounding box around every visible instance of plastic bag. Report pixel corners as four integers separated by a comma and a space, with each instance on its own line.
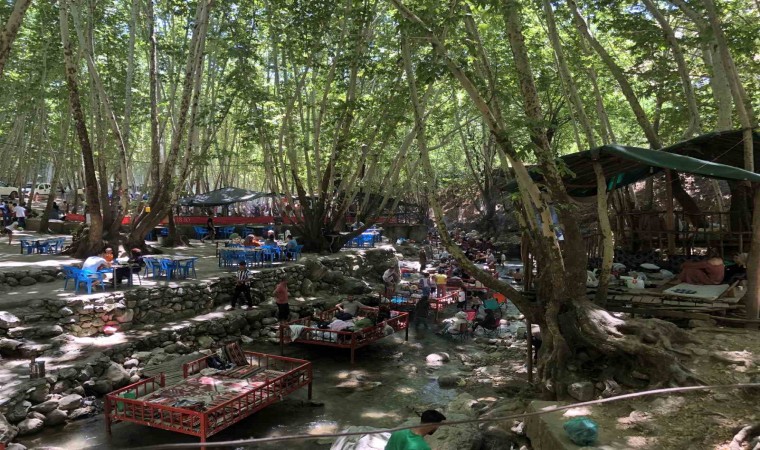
563, 417, 598, 446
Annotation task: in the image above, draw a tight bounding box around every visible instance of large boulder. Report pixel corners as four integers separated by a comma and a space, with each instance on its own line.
0, 312, 20, 329
567, 381, 595, 402
16, 418, 44, 436
0, 338, 23, 356
302, 258, 329, 282
58, 394, 82, 411
28, 383, 50, 404
6, 401, 31, 423
300, 279, 314, 296
427, 412, 482, 450
44, 409, 68, 426
31, 399, 59, 414
341, 277, 372, 295
104, 363, 130, 388
0, 412, 18, 444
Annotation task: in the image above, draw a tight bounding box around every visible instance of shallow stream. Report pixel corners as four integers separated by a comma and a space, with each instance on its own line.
18, 328, 463, 450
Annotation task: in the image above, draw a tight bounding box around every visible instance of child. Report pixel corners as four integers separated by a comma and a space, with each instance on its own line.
2, 220, 19, 245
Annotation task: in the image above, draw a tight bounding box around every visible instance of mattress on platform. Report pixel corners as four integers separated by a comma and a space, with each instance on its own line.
662, 283, 729, 301
139, 369, 287, 411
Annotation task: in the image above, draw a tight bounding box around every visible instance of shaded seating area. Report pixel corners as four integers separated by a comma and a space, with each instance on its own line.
19, 237, 66, 255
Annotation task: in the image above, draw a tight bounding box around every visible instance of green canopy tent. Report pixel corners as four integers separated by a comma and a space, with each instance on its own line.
178, 187, 275, 207
504, 135, 760, 197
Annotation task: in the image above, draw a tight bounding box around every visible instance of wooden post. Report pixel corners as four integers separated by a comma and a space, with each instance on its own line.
665, 171, 676, 254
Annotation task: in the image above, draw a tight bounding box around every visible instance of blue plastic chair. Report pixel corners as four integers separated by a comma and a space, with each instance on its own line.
179, 258, 198, 279
37, 240, 52, 254
143, 258, 162, 278
260, 247, 276, 267
244, 251, 259, 267
193, 226, 206, 240
20, 239, 36, 254
159, 259, 178, 281
62, 266, 78, 290
222, 226, 235, 238
286, 244, 304, 261
75, 269, 105, 294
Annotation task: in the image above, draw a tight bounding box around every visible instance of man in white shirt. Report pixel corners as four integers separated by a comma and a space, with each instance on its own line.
82, 251, 110, 273
3, 221, 18, 245
337, 296, 368, 318
12, 203, 26, 229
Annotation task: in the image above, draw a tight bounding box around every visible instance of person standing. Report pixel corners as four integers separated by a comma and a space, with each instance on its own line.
385, 410, 446, 450
418, 272, 433, 298
230, 261, 254, 309
433, 270, 447, 298
12, 203, 26, 229
201, 214, 215, 243
413, 295, 430, 330
418, 247, 427, 272
383, 266, 399, 299
2, 220, 19, 245
274, 277, 289, 323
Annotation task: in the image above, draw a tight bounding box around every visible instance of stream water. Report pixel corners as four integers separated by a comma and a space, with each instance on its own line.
17, 328, 463, 450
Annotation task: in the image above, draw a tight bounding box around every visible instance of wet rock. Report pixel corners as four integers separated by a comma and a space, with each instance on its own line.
132, 351, 152, 360
18, 277, 37, 287
67, 406, 95, 421
92, 380, 113, 395
0, 338, 23, 356
300, 279, 314, 296
36, 325, 64, 338
6, 443, 27, 450
26, 411, 45, 421
426, 353, 450, 364
58, 307, 74, 317
17, 418, 44, 436
58, 394, 82, 411
44, 409, 67, 426
105, 363, 130, 388
438, 375, 462, 389
28, 383, 50, 404
341, 277, 371, 294
0, 412, 18, 444
568, 381, 595, 402
6, 401, 31, 423
0, 311, 20, 329
428, 412, 482, 450
123, 358, 139, 369
31, 399, 59, 414
197, 335, 214, 348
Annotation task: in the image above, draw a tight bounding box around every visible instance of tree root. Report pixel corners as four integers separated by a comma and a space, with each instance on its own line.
559, 298, 704, 388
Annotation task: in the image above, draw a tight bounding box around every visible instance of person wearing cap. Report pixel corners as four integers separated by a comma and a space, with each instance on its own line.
385, 409, 446, 450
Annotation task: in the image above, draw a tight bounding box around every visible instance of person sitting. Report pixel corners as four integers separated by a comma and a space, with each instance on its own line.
243, 234, 258, 246
336, 296, 369, 320
439, 311, 469, 335
385, 409, 446, 450
104, 247, 115, 263
285, 236, 299, 260
475, 309, 498, 332
264, 230, 277, 246
677, 250, 724, 285
83, 250, 111, 273
115, 248, 144, 285
723, 253, 748, 284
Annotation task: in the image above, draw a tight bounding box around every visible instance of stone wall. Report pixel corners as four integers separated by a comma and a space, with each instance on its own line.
0, 269, 59, 293
2, 249, 397, 339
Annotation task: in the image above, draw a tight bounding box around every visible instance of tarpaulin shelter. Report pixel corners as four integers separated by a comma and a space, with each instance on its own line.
504, 130, 760, 197
178, 187, 274, 207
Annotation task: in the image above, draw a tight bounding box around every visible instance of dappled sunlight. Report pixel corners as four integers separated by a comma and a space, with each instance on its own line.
361, 410, 401, 421
73, 332, 130, 347
563, 406, 592, 417
335, 369, 367, 380
396, 386, 416, 394
306, 421, 339, 435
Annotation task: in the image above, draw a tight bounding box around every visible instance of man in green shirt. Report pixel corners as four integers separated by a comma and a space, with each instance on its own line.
385, 410, 446, 450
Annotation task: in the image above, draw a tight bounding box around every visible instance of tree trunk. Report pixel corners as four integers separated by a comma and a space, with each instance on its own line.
59, 0, 103, 257
0, 0, 33, 81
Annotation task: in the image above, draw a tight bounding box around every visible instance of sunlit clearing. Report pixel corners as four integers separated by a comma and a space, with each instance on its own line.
73, 333, 129, 347
307, 421, 338, 435
563, 407, 592, 417
362, 410, 401, 420
396, 386, 416, 394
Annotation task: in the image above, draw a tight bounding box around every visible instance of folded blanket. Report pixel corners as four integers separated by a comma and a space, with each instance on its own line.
289, 324, 306, 340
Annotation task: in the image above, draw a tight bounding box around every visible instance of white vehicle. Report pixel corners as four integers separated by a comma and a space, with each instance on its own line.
0, 181, 19, 200
33, 183, 53, 200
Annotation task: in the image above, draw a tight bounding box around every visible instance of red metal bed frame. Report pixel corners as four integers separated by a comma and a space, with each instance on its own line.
389, 290, 460, 322
279, 307, 410, 364
104, 351, 312, 444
